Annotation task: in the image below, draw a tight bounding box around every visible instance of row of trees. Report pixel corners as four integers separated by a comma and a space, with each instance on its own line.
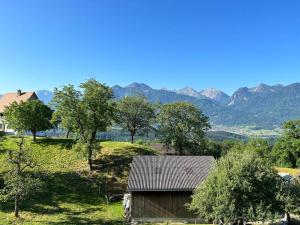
4, 79, 300, 170
3, 79, 210, 170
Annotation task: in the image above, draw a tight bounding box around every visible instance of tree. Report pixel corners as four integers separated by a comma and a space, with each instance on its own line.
51, 110, 75, 138
272, 119, 300, 168
0, 137, 40, 217
115, 96, 156, 143
51, 79, 115, 171
4, 100, 53, 141
283, 120, 300, 139
157, 102, 210, 155
227, 139, 272, 160
190, 150, 288, 224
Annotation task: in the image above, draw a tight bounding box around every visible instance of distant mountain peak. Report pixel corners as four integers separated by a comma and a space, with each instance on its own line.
250, 83, 270, 93
176, 87, 203, 98
33, 81, 300, 128
126, 83, 152, 90
201, 88, 230, 105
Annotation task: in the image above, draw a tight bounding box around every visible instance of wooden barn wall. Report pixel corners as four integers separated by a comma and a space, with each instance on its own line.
131, 191, 195, 218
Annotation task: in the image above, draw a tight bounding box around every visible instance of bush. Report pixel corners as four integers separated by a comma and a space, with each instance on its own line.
0, 131, 5, 138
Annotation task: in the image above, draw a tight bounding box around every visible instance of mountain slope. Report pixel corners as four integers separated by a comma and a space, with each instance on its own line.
5, 82, 298, 128
36, 90, 54, 105
112, 82, 300, 128
201, 88, 230, 105
224, 83, 300, 127
112, 83, 221, 117
176, 87, 205, 99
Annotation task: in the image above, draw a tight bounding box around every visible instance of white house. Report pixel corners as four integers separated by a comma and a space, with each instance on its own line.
0, 90, 38, 133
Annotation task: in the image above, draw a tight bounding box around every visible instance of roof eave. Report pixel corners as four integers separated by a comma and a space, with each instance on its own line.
128, 188, 195, 192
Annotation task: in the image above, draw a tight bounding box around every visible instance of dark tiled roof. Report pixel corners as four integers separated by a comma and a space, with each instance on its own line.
128, 156, 215, 191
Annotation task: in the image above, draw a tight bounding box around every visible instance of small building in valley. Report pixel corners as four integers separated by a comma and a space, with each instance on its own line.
0, 90, 38, 132
127, 155, 215, 223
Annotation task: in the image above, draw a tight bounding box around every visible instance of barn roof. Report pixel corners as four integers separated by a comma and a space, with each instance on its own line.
127, 155, 215, 192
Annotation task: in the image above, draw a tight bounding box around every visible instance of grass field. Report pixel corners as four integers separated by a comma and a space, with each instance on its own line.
276, 167, 300, 177
0, 136, 157, 225
1, 136, 299, 225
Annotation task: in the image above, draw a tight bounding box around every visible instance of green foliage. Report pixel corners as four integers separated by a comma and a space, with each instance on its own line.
115, 95, 156, 143
51, 79, 115, 170
272, 119, 300, 168
272, 138, 300, 168
190, 150, 286, 224
4, 100, 53, 141
280, 178, 300, 215
157, 102, 210, 155
242, 138, 272, 160
284, 120, 300, 139
0, 137, 41, 217
0, 137, 157, 224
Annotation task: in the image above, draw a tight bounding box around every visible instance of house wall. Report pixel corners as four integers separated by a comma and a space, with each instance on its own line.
0, 93, 38, 133
131, 191, 196, 220
0, 114, 5, 131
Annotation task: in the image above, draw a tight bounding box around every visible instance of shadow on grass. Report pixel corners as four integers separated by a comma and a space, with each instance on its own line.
96, 145, 157, 177
35, 219, 124, 225
0, 171, 124, 224
34, 138, 75, 150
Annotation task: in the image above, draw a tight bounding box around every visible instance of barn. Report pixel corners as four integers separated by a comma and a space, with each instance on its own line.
127, 155, 215, 223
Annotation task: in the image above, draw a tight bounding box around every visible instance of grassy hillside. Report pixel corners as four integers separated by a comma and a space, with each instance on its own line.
0, 136, 157, 225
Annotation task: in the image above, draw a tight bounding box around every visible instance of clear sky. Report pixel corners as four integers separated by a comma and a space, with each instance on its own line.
0, 0, 300, 95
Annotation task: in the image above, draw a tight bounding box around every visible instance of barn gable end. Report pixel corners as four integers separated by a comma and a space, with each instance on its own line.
127, 156, 215, 222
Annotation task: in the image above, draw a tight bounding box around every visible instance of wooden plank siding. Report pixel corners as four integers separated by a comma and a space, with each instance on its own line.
132, 191, 196, 219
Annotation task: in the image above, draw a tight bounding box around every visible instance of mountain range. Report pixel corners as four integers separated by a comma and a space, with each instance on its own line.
110, 82, 300, 128
2, 83, 300, 128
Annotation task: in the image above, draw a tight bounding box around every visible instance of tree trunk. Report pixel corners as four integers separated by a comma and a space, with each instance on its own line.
14, 194, 20, 218
87, 131, 97, 171
178, 143, 183, 155
32, 129, 36, 141
130, 131, 134, 144
88, 148, 93, 171
66, 129, 70, 139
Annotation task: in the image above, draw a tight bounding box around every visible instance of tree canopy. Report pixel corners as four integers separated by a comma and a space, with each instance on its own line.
4, 100, 53, 141
272, 119, 300, 168
115, 95, 156, 143
0, 137, 41, 217
51, 79, 115, 170
157, 102, 210, 155
190, 149, 294, 224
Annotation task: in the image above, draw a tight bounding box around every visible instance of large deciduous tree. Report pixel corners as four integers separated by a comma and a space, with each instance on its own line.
157, 102, 210, 155
51, 79, 115, 170
115, 95, 156, 143
272, 119, 300, 168
4, 100, 53, 141
190, 149, 298, 224
0, 137, 40, 218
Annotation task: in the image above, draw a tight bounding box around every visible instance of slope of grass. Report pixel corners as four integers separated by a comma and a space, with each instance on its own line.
275, 167, 300, 177
0, 136, 157, 224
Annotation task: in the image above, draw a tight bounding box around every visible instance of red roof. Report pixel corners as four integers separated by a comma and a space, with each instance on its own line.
0, 91, 38, 113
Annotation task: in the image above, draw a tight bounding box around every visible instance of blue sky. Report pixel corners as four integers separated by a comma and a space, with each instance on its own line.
0, 0, 300, 95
